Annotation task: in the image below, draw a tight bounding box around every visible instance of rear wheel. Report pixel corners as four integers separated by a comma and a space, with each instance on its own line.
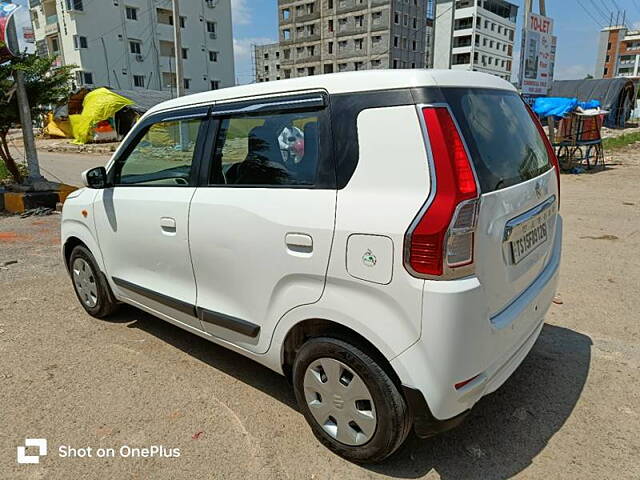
69, 245, 119, 318
292, 337, 412, 463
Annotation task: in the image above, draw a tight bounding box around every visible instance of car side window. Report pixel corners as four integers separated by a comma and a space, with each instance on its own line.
114, 118, 203, 186
210, 110, 320, 186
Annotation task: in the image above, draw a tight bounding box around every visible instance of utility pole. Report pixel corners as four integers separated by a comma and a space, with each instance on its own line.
7, 21, 44, 184
172, 0, 184, 97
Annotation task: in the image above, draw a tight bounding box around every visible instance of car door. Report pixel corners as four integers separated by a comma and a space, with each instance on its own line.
93, 108, 210, 331
189, 93, 336, 352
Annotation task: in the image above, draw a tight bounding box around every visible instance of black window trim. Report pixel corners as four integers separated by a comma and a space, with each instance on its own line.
198, 91, 336, 190
107, 105, 211, 188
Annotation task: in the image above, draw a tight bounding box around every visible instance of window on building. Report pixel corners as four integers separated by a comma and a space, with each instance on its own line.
394, 12, 399, 24
133, 75, 145, 87
328, 41, 334, 54
283, 29, 291, 40
179, 16, 186, 28
282, 8, 290, 20
324, 64, 334, 73
76, 71, 93, 85
394, 36, 399, 47
355, 38, 364, 50
355, 15, 364, 27
328, 19, 334, 32
338, 63, 347, 72
73, 35, 88, 49
129, 40, 142, 54
354, 61, 363, 71
413, 17, 417, 28
372, 11, 382, 25
371, 59, 381, 67
125, 6, 138, 20
65, 0, 83, 11
182, 48, 188, 59
211, 80, 220, 90
184, 78, 191, 90
207, 21, 216, 33
209, 51, 219, 62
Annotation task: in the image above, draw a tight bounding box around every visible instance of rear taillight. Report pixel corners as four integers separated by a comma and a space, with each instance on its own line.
405, 107, 479, 278
525, 103, 561, 207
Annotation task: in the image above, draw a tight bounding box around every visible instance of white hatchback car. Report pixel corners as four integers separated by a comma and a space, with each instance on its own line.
62, 70, 562, 463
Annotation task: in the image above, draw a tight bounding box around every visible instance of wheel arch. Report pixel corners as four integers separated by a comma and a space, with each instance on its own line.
279, 318, 404, 389
61, 219, 106, 273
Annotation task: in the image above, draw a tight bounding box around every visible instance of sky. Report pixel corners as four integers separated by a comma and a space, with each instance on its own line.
230, 0, 640, 84
13, 0, 640, 84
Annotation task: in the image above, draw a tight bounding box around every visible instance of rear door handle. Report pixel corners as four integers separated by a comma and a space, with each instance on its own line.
285, 233, 313, 254
160, 217, 177, 234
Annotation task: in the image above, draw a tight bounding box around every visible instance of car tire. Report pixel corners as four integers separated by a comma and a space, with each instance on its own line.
292, 337, 412, 464
69, 245, 119, 319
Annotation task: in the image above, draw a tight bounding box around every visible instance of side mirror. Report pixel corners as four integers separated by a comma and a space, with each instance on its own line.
81, 167, 108, 189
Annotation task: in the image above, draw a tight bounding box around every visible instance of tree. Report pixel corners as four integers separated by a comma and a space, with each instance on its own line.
0, 55, 75, 183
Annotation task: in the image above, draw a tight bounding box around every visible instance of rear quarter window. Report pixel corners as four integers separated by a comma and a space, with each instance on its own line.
443, 88, 551, 193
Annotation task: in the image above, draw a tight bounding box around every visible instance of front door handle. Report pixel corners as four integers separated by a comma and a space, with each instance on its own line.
160, 217, 177, 234
285, 233, 313, 254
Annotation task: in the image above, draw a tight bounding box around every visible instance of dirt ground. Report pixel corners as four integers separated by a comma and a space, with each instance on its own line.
1, 148, 639, 479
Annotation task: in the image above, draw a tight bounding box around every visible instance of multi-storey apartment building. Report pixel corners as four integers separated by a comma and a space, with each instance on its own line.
595, 25, 640, 78
28, 0, 235, 94
255, 42, 283, 82
255, 0, 431, 82
432, 0, 517, 80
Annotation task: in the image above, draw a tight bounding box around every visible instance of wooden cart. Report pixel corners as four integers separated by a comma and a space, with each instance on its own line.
551, 112, 606, 171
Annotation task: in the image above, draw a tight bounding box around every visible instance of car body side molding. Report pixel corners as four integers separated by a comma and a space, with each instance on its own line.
197, 307, 261, 338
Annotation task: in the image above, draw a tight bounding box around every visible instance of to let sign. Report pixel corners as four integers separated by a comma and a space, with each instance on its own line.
519, 13, 556, 97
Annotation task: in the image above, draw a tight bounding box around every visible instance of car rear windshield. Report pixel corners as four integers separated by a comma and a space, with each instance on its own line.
442, 88, 551, 193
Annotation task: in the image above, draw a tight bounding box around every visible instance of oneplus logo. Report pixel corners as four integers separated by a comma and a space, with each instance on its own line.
17, 439, 47, 464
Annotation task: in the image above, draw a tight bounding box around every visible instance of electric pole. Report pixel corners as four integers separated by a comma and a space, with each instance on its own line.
7, 20, 43, 184
172, 0, 184, 97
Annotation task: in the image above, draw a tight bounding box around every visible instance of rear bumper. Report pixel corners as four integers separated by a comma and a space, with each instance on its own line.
393, 216, 562, 422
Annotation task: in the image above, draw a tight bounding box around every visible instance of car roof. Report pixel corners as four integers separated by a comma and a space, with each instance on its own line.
147, 69, 517, 115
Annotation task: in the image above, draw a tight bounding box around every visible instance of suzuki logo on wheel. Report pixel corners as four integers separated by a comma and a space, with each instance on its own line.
332, 394, 345, 410
17, 439, 47, 464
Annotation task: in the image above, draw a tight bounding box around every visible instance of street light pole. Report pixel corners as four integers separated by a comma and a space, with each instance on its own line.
172, 0, 184, 97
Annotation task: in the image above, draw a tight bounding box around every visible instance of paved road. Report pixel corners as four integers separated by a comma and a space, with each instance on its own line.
8, 144, 110, 187
1, 147, 639, 479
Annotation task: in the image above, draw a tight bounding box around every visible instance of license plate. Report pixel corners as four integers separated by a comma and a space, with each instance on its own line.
508, 202, 556, 264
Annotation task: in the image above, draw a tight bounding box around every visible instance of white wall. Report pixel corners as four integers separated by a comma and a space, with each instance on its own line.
30, 0, 235, 93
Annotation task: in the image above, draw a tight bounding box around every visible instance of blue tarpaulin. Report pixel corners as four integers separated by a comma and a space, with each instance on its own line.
533, 97, 602, 119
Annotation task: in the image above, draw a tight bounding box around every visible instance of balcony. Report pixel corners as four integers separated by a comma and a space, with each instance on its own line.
296, 11, 320, 22
336, 25, 367, 37
44, 17, 59, 36
29, 0, 42, 7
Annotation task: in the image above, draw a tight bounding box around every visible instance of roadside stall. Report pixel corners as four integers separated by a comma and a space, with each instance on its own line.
533, 97, 607, 171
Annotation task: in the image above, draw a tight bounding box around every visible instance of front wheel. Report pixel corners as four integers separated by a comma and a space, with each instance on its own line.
69, 245, 119, 318
292, 337, 412, 463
